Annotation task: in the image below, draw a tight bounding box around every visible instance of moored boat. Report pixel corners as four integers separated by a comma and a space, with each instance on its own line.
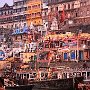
31, 77, 83, 90
5, 84, 34, 90
4, 77, 83, 90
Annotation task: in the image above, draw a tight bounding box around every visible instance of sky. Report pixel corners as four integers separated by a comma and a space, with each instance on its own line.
0, 0, 13, 7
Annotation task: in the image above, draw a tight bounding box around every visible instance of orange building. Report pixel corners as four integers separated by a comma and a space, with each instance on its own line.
26, 0, 42, 26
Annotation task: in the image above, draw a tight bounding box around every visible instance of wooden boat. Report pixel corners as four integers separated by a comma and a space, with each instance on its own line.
0, 77, 5, 90
5, 84, 34, 90
31, 77, 84, 90
4, 77, 83, 90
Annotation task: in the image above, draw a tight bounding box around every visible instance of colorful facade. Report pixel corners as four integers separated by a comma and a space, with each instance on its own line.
38, 32, 90, 62
13, 0, 27, 29
12, 27, 29, 48
26, 0, 42, 26
20, 52, 36, 63
0, 3, 13, 29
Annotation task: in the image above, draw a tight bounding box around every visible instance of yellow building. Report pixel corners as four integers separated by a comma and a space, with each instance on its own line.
20, 52, 36, 63
26, 0, 42, 26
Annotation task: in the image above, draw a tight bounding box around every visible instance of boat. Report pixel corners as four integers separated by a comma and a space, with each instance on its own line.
0, 77, 34, 90
1, 76, 83, 90
31, 77, 84, 90
5, 77, 83, 90
5, 84, 34, 90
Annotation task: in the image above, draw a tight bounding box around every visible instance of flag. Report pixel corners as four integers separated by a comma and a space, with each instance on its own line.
60, 9, 65, 22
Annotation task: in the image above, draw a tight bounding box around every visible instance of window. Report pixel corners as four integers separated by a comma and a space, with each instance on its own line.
27, 74, 29, 78
45, 12, 47, 16
55, 41, 59, 47
87, 10, 89, 15
88, 41, 90, 46
83, 2, 86, 6
25, 55, 27, 58
38, 4, 40, 8
15, 36, 17, 40
51, 8, 53, 11
0, 12, 2, 15
17, 8, 21, 12
32, 13, 35, 17
21, 35, 22, 39
64, 5, 66, 9
1, 12, 3, 15
76, 13, 78, 17
7, 25, 8, 28
81, 11, 83, 15
5, 12, 6, 15
28, 6, 31, 10
15, 24, 17, 28
64, 21, 66, 25
68, 4, 70, 9
80, 3, 83, 6
14, 9, 17, 13
56, 7, 58, 11
24, 23, 26, 27
11, 25, 13, 28
72, 3, 74, 8
10, 11, 13, 14
31, 56, 33, 60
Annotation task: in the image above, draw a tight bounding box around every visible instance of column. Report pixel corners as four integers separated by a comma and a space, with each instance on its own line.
58, 72, 62, 79
67, 73, 69, 78
22, 74, 24, 79
75, 50, 76, 60
81, 72, 82, 76
86, 71, 87, 80
29, 74, 30, 80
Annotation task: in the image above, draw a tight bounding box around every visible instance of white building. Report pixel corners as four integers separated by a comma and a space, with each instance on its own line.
28, 42, 37, 52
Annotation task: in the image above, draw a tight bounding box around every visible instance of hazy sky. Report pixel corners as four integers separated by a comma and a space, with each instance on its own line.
0, 0, 13, 7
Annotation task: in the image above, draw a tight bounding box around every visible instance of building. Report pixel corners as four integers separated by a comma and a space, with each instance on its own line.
13, 0, 27, 29
48, 0, 90, 33
37, 32, 90, 62
20, 52, 36, 63
48, 0, 80, 31
42, 1, 48, 35
72, 0, 90, 33
26, 0, 42, 26
0, 3, 13, 29
11, 27, 29, 49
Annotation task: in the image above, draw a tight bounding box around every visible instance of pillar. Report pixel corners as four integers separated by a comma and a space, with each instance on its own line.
58, 72, 62, 79
86, 71, 87, 80
29, 74, 30, 79
67, 73, 69, 78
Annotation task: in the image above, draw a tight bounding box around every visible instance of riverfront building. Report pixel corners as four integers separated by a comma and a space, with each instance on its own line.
48, 0, 90, 33
26, 0, 42, 26
13, 0, 27, 29
0, 3, 13, 29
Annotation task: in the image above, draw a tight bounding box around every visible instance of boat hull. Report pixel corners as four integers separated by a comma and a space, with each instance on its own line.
31, 77, 83, 90
5, 85, 34, 90
5, 77, 83, 90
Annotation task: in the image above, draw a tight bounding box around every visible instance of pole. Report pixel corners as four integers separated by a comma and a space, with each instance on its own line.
73, 76, 75, 90
76, 32, 79, 62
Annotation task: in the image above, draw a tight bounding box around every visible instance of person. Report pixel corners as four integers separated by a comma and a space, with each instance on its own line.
0, 77, 5, 90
